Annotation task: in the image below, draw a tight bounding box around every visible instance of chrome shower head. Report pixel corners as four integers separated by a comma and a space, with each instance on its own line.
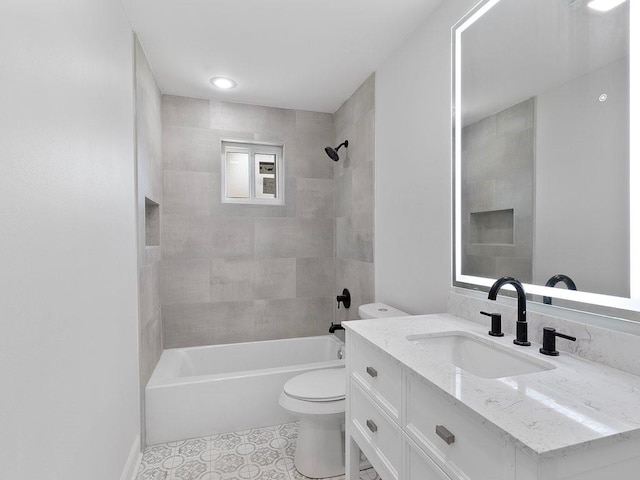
324, 140, 349, 162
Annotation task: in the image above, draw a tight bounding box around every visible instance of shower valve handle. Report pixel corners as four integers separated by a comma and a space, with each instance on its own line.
336, 288, 351, 309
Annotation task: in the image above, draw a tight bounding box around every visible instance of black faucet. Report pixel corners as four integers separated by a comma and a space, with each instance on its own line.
543, 274, 577, 305
329, 322, 344, 333
488, 276, 530, 346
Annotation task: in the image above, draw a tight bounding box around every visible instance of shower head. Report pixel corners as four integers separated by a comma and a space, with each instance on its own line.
324, 140, 349, 162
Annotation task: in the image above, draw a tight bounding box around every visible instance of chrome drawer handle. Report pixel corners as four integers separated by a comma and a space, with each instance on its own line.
366, 419, 378, 433
436, 425, 455, 445
366, 366, 378, 378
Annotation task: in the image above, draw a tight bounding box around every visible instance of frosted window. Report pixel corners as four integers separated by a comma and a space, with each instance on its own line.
225, 151, 250, 198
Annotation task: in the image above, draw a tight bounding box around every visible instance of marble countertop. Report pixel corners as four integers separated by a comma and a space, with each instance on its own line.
344, 313, 640, 460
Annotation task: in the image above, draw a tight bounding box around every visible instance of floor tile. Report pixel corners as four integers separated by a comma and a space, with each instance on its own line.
138, 422, 379, 480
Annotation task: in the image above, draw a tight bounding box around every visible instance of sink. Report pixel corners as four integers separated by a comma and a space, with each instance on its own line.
406, 331, 555, 379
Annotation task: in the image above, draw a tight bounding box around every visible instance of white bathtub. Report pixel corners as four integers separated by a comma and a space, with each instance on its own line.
145, 335, 345, 445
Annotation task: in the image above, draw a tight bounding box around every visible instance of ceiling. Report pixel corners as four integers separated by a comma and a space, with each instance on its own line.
121, 0, 443, 113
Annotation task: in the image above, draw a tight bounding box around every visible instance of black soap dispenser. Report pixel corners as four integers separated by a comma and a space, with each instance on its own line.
480, 311, 504, 337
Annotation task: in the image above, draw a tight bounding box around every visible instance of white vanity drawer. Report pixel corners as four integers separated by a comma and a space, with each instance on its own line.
351, 334, 401, 420
350, 381, 402, 480
405, 373, 515, 480
405, 434, 452, 480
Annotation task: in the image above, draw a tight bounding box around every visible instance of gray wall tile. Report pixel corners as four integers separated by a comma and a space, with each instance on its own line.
163, 301, 257, 348
161, 96, 340, 348
296, 258, 336, 298
461, 98, 534, 282
135, 39, 163, 448
161, 259, 211, 306
255, 297, 334, 340
211, 216, 255, 258
163, 170, 213, 216
334, 75, 376, 318
163, 126, 218, 173
162, 95, 210, 128
162, 214, 215, 260
210, 258, 296, 302
336, 260, 375, 322
296, 178, 334, 218
159, 80, 375, 349
139, 262, 161, 328
255, 218, 333, 258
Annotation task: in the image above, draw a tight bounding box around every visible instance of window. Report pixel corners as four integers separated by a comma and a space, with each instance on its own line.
221, 141, 284, 205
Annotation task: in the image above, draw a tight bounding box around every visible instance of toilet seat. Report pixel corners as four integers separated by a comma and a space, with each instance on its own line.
283, 367, 345, 402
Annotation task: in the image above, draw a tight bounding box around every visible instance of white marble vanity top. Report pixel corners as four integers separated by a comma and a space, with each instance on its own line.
344, 313, 640, 460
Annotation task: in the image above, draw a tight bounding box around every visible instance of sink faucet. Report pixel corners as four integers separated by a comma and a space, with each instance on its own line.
488, 276, 530, 346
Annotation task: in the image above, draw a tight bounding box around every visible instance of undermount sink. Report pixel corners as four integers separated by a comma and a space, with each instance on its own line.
407, 331, 556, 379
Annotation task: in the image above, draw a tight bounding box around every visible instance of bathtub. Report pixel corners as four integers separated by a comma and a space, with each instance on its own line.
145, 335, 345, 445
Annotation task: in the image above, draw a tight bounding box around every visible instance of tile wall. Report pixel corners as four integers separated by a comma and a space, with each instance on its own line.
160, 97, 336, 347
461, 98, 534, 282
334, 75, 376, 322
135, 38, 163, 445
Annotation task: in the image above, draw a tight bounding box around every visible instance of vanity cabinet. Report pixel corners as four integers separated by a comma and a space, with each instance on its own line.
345, 329, 640, 480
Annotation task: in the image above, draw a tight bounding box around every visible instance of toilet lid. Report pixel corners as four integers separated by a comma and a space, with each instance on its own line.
283, 368, 345, 402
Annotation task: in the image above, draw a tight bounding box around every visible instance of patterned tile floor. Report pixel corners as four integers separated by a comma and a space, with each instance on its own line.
137, 422, 380, 480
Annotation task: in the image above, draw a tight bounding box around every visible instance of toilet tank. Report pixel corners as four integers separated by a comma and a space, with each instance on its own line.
358, 302, 408, 319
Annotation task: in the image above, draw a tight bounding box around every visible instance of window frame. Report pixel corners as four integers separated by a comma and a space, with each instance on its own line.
220, 140, 284, 206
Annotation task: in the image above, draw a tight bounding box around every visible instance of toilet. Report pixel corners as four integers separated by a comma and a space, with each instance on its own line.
278, 302, 408, 478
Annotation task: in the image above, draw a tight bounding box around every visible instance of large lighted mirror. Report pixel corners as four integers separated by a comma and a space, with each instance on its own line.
453, 0, 638, 311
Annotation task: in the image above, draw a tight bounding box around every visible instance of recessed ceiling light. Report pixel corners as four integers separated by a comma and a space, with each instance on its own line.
210, 77, 237, 89
587, 0, 627, 12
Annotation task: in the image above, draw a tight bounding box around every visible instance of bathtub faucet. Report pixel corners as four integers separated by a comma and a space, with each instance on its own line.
329, 322, 344, 333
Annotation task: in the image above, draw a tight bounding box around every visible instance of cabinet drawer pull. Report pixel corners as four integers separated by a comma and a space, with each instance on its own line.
366, 419, 378, 433
436, 425, 455, 445
366, 366, 378, 378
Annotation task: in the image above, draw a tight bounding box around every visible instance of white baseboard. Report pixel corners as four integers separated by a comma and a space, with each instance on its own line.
120, 434, 142, 480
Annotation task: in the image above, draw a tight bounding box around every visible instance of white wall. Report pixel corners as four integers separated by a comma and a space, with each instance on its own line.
375, 0, 477, 314
535, 57, 630, 298
0, 1, 140, 479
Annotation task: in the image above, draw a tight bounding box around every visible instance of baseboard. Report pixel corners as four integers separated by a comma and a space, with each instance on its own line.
120, 434, 142, 480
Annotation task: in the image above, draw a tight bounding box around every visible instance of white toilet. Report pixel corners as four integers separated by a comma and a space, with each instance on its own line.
278, 302, 408, 478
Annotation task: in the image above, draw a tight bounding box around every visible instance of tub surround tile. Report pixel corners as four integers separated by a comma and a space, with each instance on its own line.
161, 259, 211, 306
136, 39, 163, 448
138, 423, 379, 480
333, 74, 375, 325
162, 126, 218, 173
163, 170, 214, 216
140, 262, 161, 327
210, 100, 296, 138
335, 260, 375, 323
254, 218, 333, 259
210, 258, 296, 302
163, 301, 257, 348
160, 77, 374, 349
161, 215, 215, 260
296, 178, 334, 219
163, 95, 210, 128
254, 297, 334, 340
295, 258, 335, 298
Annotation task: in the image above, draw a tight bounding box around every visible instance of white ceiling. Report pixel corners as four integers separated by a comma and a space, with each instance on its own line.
121, 0, 443, 113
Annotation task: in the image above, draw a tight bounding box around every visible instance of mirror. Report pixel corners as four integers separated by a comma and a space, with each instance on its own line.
453, 0, 638, 311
